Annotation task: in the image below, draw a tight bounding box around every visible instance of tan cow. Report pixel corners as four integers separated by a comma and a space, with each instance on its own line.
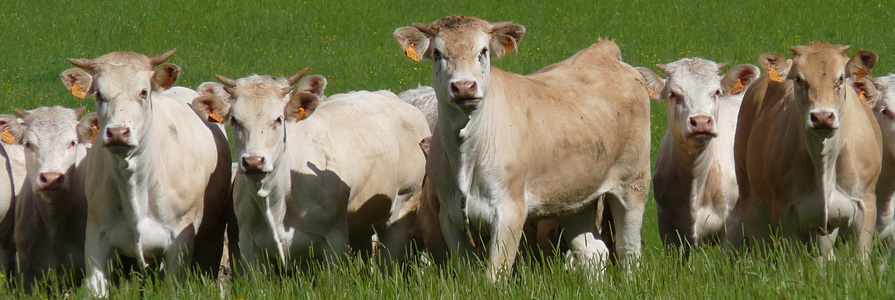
637, 59, 759, 248
853, 74, 895, 247
60, 50, 232, 297
730, 41, 880, 258
0, 117, 26, 277
7, 107, 93, 292
394, 16, 650, 279
193, 71, 428, 271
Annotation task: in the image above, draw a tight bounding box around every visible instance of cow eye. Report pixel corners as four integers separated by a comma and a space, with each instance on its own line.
95, 92, 105, 101
23, 141, 32, 150
714, 89, 722, 98
273, 117, 282, 128
432, 49, 443, 61
479, 48, 488, 58
668, 92, 681, 104
835, 75, 844, 88
69, 140, 76, 148
230, 118, 241, 128
140, 89, 148, 99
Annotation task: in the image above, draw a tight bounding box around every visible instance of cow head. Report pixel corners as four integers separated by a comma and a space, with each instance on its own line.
787, 41, 877, 136
856, 75, 895, 157
395, 16, 525, 114
193, 69, 326, 176
4, 107, 93, 193
60, 49, 181, 156
637, 58, 759, 148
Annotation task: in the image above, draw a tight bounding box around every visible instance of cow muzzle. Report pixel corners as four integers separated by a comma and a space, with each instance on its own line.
38, 171, 65, 191
241, 154, 268, 174
450, 80, 482, 110
808, 108, 839, 132
104, 125, 134, 154
687, 115, 717, 138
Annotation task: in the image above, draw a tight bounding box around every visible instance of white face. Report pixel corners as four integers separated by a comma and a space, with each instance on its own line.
227, 76, 291, 175
92, 68, 153, 155
20, 107, 82, 192
872, 75, 895, 157
430, 32, 492, 113
661, 59, 724, 147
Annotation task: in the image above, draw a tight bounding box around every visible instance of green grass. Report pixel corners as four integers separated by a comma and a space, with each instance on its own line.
2, 0, 895, 298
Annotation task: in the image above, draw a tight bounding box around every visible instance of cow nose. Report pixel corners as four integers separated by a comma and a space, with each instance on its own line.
39, 172, 65, 190
688, 115, 715, 134
106, 126, 130, 144
450, 80, 478, 99
242, 155, 266, 173
809, 109, 837, 129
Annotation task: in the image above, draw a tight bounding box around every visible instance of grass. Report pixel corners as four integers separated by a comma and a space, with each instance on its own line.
2, 0, 895, 298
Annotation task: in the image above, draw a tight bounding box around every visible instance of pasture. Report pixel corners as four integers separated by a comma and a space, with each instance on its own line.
1, 0, 894, 298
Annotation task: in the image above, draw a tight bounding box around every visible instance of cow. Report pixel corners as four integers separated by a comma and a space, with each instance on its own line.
0, 116, 26, 278
636, 59, 759, 249
59, 49, 233, 297
853, 74, 895, 247
5, 107, 93, 292
730, 41, 881, 259
398, 85, 438, 134
394, 16, 651, 280
192, 70, 428, 271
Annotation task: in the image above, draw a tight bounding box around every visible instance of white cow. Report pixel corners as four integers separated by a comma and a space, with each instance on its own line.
0, 116, 26, 277
192, 70, 428, 271
398, 85, 438, 134
394, 16, 651, 280
637, 59, 759, 248
60, 49, 232, 297
7, 107, 93, 292
854, 74, 895, 247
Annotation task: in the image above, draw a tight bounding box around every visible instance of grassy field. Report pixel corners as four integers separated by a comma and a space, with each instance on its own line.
2, 0, 895, 298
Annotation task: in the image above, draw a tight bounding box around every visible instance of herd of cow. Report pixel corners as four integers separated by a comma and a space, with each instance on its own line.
0, 15, 893, 296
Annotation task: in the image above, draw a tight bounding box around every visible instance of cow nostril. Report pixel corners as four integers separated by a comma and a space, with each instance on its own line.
450, 83, 460, 94
106, 128, 114, 139
689, 118, 698, 127
121, 128, 130, 137
469, 81, 477, 93
810, 114, 819, 124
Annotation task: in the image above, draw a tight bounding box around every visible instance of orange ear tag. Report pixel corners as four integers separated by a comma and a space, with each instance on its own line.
71, 82, 87, 99
1, 128, 15, 144
855, 68, 869, 81
859, 90, 868, 101
768, 65, 782, 83
90, 124, 99, 143
208, 112, 224, 123
647, 87, 656, 98
730, 79, 745, 94
295, 107, 307, 122
503, 39, 514, 55
406, 43, 421, 62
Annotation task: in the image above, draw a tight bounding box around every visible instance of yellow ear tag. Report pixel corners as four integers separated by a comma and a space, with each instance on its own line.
90, 124, 98, 143
647, 87, 656, 98
855, 68, 869, 81
295, 107, 307, 122
208, 112, 224, 123
406, 43, 421, 62
769, 65, 782, 83
1, 128, 14, 144
859, 90, 868, 102
730, 79, 745, 94
71, 82, 87, 99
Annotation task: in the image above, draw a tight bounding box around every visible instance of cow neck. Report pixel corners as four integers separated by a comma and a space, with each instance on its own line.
798, 95, 848, 219
670, 134, 719, 206
249, 121, 299, 202
34, 189, 76, 244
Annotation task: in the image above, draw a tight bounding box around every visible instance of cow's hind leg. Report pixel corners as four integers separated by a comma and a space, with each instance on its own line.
606, 188, 646, 270
165, 225, 196, 286
84, 222, 112, 298
557, 203, 607, 277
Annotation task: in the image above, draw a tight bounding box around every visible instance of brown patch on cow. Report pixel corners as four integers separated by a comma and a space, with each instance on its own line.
769, 65, 782, 83
730, 79, 745, 94
0, 127, 14, 144
406, 43, 421, 62
71, 82, 87, 99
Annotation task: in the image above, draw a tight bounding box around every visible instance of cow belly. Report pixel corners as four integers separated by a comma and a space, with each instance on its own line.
107, 218, 176, 259
791, 190, 859, 231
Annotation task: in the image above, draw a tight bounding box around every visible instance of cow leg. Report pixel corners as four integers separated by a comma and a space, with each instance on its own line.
237, 229, 260, 275
606, 190, 645, 270
439, 208, 474, 267
84, 222, 111, 298
859, 192, 877, 260
379, 199, 415, 272
811, 227, 838, 261
557, 204, 607, 276
486, 199, 526, 282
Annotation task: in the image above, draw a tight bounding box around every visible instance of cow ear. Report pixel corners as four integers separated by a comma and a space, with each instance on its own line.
151, 63, 181, 92
635, 67, 665, 100
192, 95, 231, 124
846, 50, 878, 81
853, 76, 881, 108
0, 114, 24, 145
489, 22, 526, 57
394, 26, 432, 62
197, 81, 232, 100
76, 112, 99, 145
759, 52, 790, 83
296, 75, 327, 98
722, 64, 761, 95
419, 136, 432, 159
285, 90, 321, 122
60, 68, 94, 99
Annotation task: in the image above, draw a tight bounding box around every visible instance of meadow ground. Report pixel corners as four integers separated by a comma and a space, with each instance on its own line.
1, 0, 894, 298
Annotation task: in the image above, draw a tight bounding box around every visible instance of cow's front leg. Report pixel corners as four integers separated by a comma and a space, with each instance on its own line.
84, 221, 112, 298
165, 225, 196, 283
486, 198, 526, 282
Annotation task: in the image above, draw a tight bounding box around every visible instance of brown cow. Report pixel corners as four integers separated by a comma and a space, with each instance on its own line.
394, 16, 650, 280
730, 41, 880, 259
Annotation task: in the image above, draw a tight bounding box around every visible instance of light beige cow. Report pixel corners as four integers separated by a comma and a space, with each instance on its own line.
0, 116, 26, 277
730, 41, 881, 258
853, 74, 895, 247
637, 59, 759, 248
398, 85, 438, 134
394, 16, 650, 279
60, 50, 233, 297
6, 107, 93, 292
192, 70, 428, 271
